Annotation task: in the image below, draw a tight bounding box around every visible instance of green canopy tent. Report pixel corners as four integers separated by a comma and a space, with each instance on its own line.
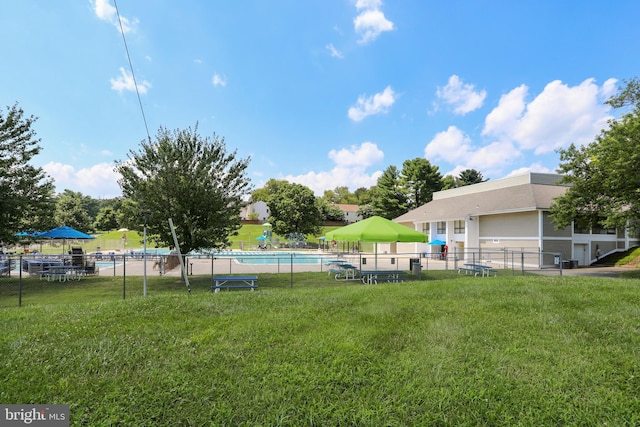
325, 216, 427, 269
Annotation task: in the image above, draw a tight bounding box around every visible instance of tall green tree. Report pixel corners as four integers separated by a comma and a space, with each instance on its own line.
267, 181, 323, 236
458, 169, 487, 186
400, 158, 443, 209
54, 190, 93, 232
441, 175, 461, 190
370, 166, 408, 219
115, 124, 252, 254
94, 206, 119, 231
550, 78, 640, 231
251, 178, 288, 203
353, 187, 372, 204
607, 77, 640, 110
317, 198, 345, 222
322, 186, 357, 204
0, 103, 55, 243
356, 203, 375, 219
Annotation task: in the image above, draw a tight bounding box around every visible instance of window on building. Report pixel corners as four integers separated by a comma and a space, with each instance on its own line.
422, 223, 429, 234
454, 220, 465, 233
592, 225, 616, 235
573, 220, 590, 234
437, 221, 446, 234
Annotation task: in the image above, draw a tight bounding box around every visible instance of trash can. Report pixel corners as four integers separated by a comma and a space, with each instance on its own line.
410, 258, 421, 275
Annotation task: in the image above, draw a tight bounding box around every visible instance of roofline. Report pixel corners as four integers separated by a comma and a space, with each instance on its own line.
434, 172, 566, 200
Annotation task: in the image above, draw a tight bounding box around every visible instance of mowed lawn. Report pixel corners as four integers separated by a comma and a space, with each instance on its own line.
1, 272, 639, 426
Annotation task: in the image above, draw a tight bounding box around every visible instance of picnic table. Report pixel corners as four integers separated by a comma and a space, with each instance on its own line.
458, 264, 497, 277
41, 265, 84, 282
325, 260, 359, 280
211, 275, 258, 292
361, 270, 407, 285
22, 258, 64, 277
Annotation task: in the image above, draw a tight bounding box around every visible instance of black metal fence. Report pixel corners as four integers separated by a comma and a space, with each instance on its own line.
1, 247, 574, 280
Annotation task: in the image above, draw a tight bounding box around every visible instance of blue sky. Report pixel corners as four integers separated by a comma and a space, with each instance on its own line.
2, 1, 639, 199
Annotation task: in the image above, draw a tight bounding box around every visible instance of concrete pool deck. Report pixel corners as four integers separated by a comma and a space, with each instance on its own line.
94, 251, 632, 278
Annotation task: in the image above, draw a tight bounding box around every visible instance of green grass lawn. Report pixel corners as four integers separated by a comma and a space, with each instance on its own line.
1, 272, 640, 425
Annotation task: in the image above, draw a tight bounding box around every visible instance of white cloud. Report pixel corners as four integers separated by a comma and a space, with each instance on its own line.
482, 78, 615, 154
110, 67, 151, 94
212, 73, 227, 87
506, 163, 554, 177
356, 0, 383, 9
436, 75, 487, 115
284, 142, 384, 195
425, 126, 520, 177
44, 162, 121, 198
353, 0, 394, 44
328, 141, 384, 167
425, 126, 473, 163
348, 86, 397, 121
93, 0, 137, 33
326, 43, 344, 59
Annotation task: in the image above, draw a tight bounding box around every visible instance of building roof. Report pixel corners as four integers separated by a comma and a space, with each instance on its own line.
395, 172, 569, 223
334, 204, 359, 212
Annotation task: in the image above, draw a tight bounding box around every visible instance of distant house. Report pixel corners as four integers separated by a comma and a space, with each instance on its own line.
394, 172, 639, 267
240, 201, 269, 222
334, 204, 362, 224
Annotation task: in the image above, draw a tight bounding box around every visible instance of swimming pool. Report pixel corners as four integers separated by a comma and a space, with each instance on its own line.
193, 251, 327, 265
96, 261, 123, 269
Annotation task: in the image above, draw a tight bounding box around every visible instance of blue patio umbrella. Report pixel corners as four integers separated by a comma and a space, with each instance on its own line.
255, 235, 268, 241
427, 239, 446, 245
15, 231, 43, 238
40, 226, 94, 240
40, 226, 94, 253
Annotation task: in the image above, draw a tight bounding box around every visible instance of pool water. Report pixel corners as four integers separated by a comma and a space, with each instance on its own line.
96, 261, 123, 269
194, 251, 326, 265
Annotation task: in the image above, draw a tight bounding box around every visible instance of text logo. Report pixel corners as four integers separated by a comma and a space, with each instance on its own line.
1, 405, 69, 426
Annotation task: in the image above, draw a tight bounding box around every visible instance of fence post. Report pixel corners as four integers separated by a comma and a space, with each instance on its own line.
290, 253, 293, 288
123, 254, 126, 300
19, 255, 23, 308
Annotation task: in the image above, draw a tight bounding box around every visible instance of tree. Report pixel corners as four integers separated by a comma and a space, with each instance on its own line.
317, 198, 345, 222
267, 181, 323, 236
94, 206, 119, 231
356, 203, 375, 219
116, 198, 142, 231
607, 77, 640, 110
458, 169, 487, 186
251, 178, 288, 203
54, 190, 93, 232
370, 166, 408, 219
0, 103, 55, 244
400, 158, 443, 209
322, 186, 357, 204
353, 187, 372, 204
550, 79, 640, 231
115, 124, 252, 254
441, 175, 461, 190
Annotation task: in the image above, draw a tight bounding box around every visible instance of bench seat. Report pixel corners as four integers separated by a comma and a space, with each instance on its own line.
212, 275, 258, 292
457, 267, 478, 276
371, 276, 404, 283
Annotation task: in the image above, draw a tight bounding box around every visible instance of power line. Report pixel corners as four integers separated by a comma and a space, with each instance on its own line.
113, 0, 152, 144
